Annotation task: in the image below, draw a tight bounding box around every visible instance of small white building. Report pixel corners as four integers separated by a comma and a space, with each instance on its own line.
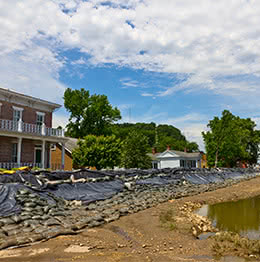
149, 149, 201, 169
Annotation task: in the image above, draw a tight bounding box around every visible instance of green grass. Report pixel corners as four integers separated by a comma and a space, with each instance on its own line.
159, 209, 177, 231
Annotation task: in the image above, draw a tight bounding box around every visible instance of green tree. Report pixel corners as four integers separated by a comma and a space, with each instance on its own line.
72, 135, 122, 170
186, 142, 199, 152
120, 131, 152, 169
157, 124, 186, 141
202, 110, 260, 167
111, 122, 199, 152
156, 137, 199, 152
64, 88, 121, 138
112, 122, 156, 147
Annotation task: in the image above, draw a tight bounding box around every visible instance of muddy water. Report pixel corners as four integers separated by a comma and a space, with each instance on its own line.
197, 196, 260, 240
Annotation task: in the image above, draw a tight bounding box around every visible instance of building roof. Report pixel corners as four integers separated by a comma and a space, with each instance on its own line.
0, 87, 61, 112
166, 150, 201, 158
63, 137, 78, 153
149, 149, 201, 161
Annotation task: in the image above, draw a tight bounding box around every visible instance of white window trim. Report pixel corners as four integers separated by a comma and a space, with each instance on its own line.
13, 106, 23, 121
36, 111, 45, 116
12, 106, 24, 111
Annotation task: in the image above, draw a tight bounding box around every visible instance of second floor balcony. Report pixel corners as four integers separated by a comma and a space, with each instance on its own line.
0, 119, 64, 138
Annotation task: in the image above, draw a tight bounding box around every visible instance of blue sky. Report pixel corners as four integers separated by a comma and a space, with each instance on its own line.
1, 0, 260, 150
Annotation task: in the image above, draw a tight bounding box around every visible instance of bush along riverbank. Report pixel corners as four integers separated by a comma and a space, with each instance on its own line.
0, 167, 259, 250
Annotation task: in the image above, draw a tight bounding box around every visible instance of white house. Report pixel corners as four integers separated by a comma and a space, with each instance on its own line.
149, 148, 201, 169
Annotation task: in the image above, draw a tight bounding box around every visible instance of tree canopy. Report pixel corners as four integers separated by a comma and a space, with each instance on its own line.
120, 130, 152, 169
112, 122, 199, 152
202, 110, 260, 167
64, 88, 121, 138
72, 135, 122, 170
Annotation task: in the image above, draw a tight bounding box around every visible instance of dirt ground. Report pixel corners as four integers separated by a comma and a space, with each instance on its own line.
1, 177, 260, 262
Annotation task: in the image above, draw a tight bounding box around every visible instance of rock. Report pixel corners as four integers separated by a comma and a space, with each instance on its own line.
124, 182, 135, 190
119, 207, 129, 216
11, 215, 22, 223
43, 219, 61, 227
24, 202, 37, 208
0, 217, 14, 225
104, 214, 120, 223
192, 225, 201, 238
86, 203, 96, 210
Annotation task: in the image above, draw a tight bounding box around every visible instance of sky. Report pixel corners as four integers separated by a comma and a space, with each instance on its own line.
1, 0, 260, 150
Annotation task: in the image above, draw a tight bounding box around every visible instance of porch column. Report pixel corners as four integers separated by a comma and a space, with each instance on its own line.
49, 144, 52, 170
61, 142, 65, 170
42, 140, 46, 169
17, 137, 22, 167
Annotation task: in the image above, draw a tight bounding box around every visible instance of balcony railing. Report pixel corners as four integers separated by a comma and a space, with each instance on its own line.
0, 119, 64, 137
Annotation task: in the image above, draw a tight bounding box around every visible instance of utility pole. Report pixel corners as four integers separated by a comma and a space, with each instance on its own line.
129, 108, 131, 123
155, 124, 158, 145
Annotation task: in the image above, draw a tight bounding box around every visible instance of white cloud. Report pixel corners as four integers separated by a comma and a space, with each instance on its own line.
182, 124, 208, 151
2, 1, 260, 89
120, 78, 139, 88
52, 111, 69, 129
0, 53, 66, 104
141, 92, 154, 97
2, 0, 260, 131
71, 57, 87, 65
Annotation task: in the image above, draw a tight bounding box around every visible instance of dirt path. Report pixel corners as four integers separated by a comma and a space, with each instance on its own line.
1, 176, 260, 262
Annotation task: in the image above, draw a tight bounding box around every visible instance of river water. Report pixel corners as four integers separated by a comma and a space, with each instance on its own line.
197, 196, 260, 240
196, 197, 260, 262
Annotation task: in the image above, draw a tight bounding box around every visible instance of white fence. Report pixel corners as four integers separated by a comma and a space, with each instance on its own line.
0, 162, 42, 169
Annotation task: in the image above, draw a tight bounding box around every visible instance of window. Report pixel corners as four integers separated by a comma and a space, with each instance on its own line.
153, 162, 158, 169
36, 112, 45, 126
186, 160, 196, 168
11, 143, 17, 163
12, 106, 23, 122
51, 144, 56, 151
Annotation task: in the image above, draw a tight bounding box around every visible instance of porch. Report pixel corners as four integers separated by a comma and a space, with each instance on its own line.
0, 135, 67, 170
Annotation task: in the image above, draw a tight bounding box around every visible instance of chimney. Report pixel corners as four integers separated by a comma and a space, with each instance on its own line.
152, 147, 157, 155
167, 145, 170, 150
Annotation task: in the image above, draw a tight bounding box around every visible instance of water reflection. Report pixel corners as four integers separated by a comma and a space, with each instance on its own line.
197, 196, 260, 239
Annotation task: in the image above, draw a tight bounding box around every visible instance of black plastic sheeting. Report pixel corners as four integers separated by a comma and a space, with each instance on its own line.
0, 180, 124, 217
0, 184, 22, 216
47, 180, 124, 204
0, 168, 258, 217
136, 176, 181, 186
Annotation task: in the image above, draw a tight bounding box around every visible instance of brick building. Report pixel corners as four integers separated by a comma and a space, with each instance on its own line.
51, 137, 78, 171
0, 87, 67, 169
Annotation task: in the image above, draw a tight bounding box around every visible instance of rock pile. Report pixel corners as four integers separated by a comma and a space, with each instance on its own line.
179, 201, 217, 238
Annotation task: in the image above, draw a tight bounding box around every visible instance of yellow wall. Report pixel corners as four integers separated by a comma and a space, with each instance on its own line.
51, 144, 73, 171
